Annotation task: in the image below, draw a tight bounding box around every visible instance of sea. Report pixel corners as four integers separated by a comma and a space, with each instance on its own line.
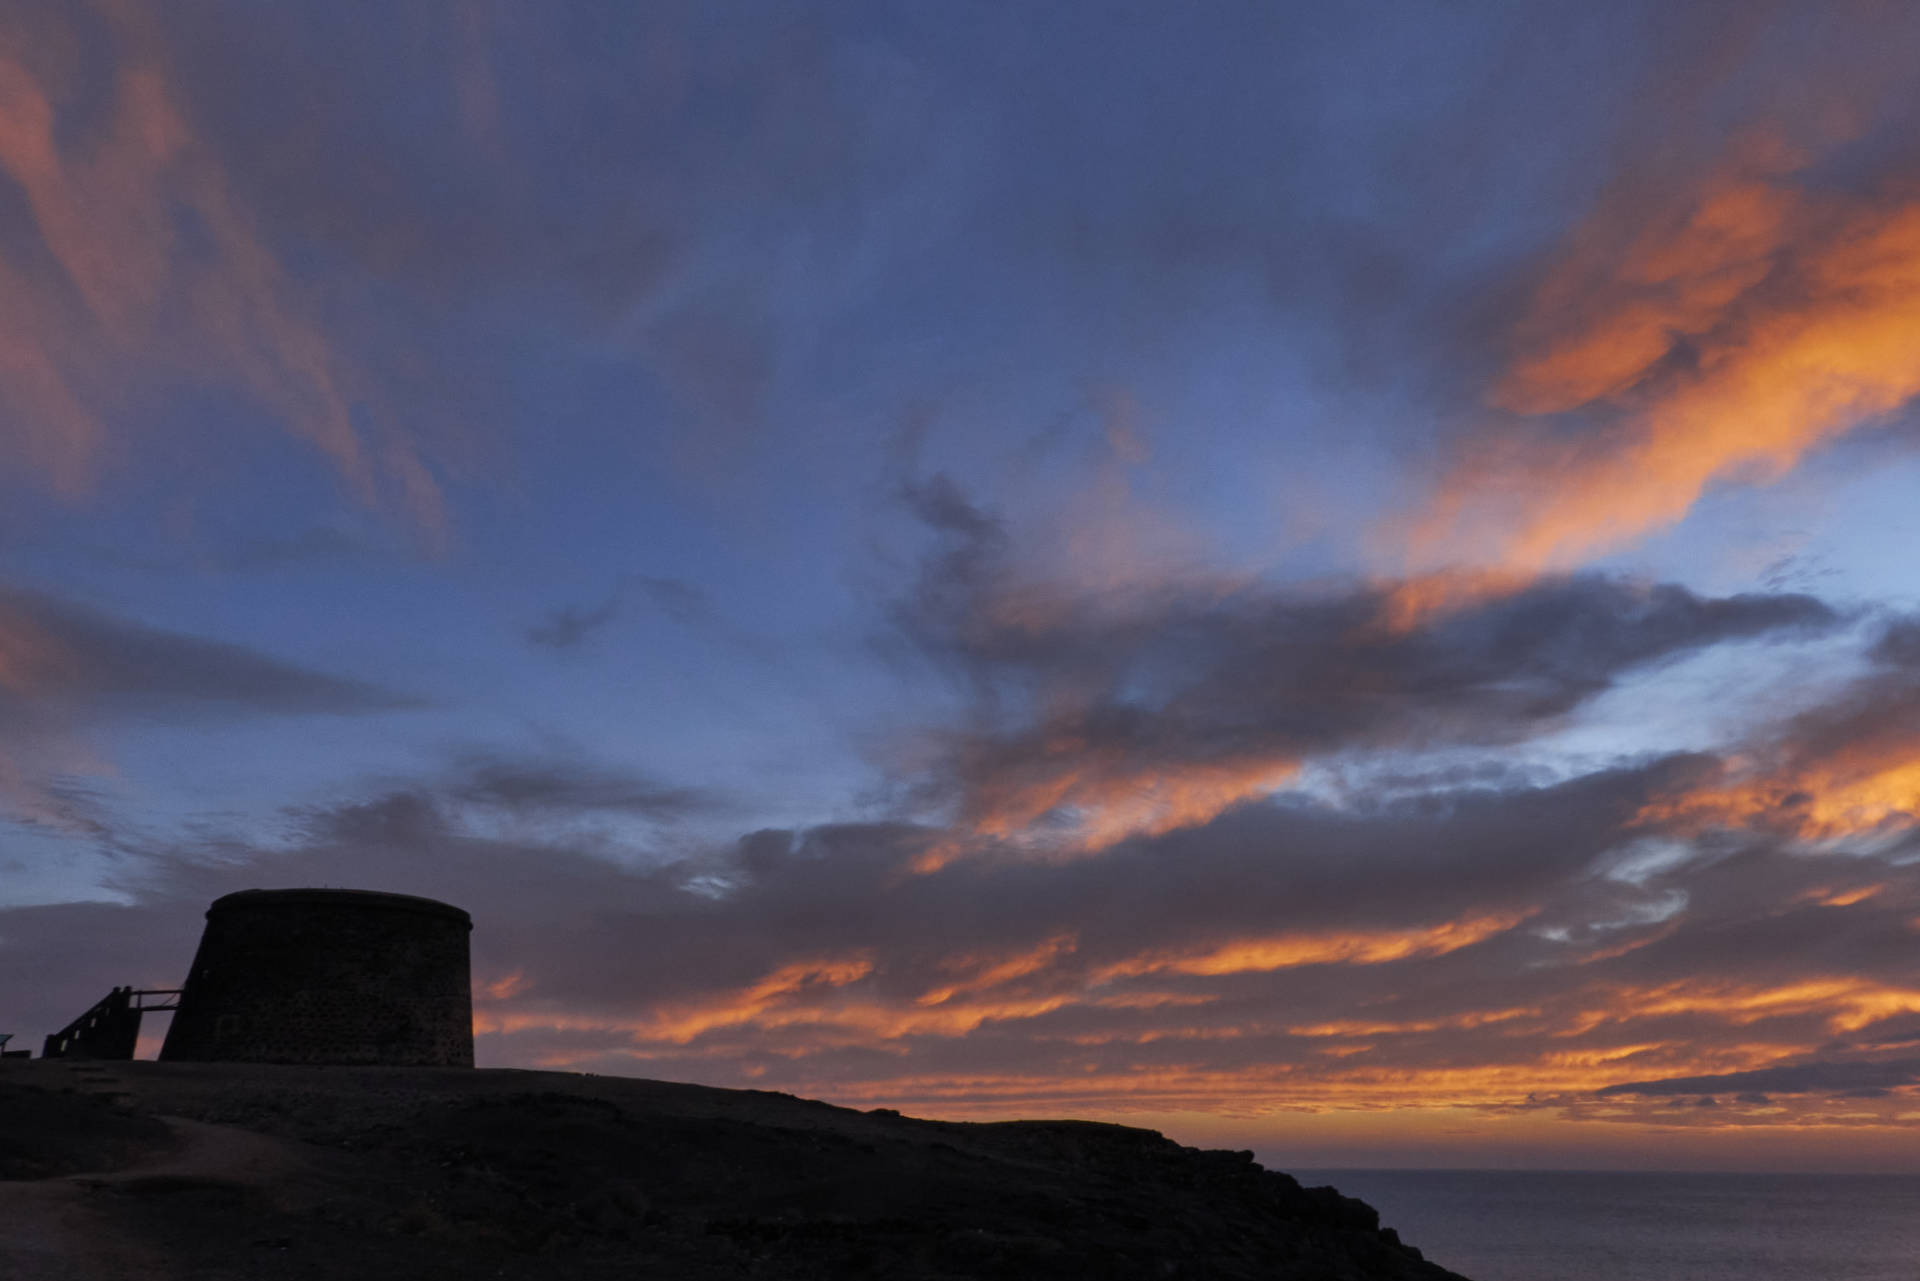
1292, 1170, 1920, 1281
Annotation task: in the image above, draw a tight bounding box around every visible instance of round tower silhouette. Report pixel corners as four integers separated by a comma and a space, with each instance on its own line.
159, 888, 473, 1066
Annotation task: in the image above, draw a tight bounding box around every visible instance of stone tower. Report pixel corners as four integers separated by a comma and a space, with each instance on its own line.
159, 888, 473, 1067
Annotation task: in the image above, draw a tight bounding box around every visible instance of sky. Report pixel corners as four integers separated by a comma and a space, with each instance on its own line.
5, 0, 1920, 1172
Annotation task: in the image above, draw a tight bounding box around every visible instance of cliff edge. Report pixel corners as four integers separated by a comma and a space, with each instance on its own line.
1, 1059, 1470, 1280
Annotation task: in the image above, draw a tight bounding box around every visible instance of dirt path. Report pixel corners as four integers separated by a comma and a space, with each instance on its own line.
1, 1064, 320, 1281
1, 1168, 164, 1281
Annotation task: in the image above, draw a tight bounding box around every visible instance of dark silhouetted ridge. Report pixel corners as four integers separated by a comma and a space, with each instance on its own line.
0, 1059, 1471, 1280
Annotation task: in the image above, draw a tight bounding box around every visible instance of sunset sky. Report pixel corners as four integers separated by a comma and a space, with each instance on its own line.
7, 1, 1920, 1171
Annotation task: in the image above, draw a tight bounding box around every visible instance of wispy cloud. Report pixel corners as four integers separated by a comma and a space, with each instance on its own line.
527, 596, 623, 650
0, 5, 445, 533
443, 749, 713, 822
527, 575, 712, 649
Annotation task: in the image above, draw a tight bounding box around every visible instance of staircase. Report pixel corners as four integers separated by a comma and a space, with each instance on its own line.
40, 987, 181, 1060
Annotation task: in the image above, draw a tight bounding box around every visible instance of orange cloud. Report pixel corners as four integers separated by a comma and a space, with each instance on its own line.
477, 968, 531, 1001
1413, 137, 1920, 574
1801, 885, 1883, 908
642, 956, 878, 1043
1639, 762, 1920, 843
1635, 683, 1920, 843
958, 749, 1301, 858
916, 934, 1078, 1007
1285, 1007, 1542, 1039
1095, 912, 1527, 981
908, 719, 1304, 872
1579, 977, 1920, 1039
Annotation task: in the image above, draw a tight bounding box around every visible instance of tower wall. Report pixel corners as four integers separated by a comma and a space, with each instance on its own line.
159, 889, 473, 1067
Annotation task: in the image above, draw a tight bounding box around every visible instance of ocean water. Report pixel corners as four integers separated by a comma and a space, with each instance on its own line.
1292, 1170, 1920, 1281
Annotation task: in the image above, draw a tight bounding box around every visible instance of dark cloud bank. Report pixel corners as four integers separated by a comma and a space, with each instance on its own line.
894, 473, 1838, 840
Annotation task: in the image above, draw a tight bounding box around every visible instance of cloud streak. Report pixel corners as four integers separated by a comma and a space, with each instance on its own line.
1599, 1057, 1920, 1100
443, 750, 712, 822
0, 582, 413, 823
0, 585, 413, 720
527, 575, 713, 650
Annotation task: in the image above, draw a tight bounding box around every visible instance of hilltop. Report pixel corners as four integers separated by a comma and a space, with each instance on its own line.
1, 1059, 1469, 1280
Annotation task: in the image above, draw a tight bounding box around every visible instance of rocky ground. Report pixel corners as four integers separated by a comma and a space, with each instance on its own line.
0, 1058, 1470, 1280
